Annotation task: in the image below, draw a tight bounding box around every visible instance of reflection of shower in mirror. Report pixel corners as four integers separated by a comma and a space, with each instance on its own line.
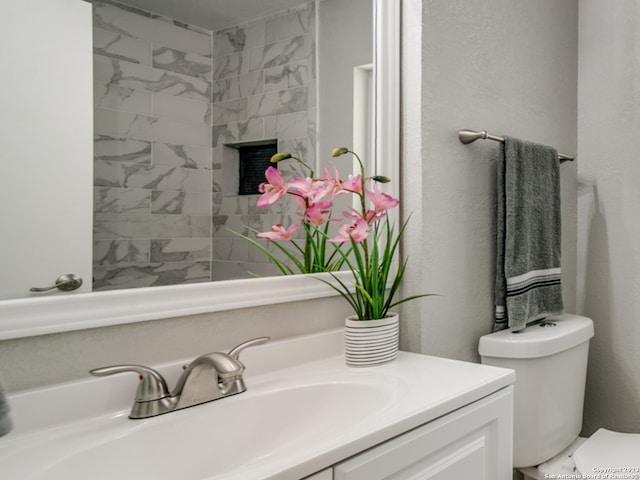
0, 0, 374, 300
90, 0, 374, 292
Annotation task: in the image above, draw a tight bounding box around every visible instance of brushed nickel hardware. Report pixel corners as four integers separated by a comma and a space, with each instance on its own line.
90, 336, 270, 419
29, 274, 83, 293
458, 129, 575, 163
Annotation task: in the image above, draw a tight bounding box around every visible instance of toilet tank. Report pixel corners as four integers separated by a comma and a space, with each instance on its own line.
479, 314, 594, 468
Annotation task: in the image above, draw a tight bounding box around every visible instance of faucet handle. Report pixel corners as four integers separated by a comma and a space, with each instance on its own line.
228, 336, 270, 360
89, 365, 170, 402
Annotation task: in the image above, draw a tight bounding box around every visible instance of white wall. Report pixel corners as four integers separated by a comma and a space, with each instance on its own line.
577, 0, 640, 436
317, 0, 373, 163
400, 0, 579, 360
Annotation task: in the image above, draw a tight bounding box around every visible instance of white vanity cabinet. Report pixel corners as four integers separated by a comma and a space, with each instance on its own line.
2, 330, 514, 480
333, 387, 513, 479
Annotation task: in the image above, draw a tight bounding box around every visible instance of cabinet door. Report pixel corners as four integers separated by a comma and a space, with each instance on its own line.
334, 387, 513, 480
304, 469, 333, 480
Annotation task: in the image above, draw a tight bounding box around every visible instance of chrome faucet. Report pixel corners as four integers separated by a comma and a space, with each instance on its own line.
89, 337, 270, 419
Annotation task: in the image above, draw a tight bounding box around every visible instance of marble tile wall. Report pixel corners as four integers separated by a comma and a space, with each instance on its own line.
209, 1, 317, 279
93, 0, 214, 290
92, 1, 317, 289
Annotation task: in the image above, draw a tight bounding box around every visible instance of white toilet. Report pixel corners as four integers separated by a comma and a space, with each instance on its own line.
479, 313, 640, 479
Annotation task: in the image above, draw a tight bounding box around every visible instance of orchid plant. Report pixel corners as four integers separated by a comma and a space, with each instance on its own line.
237, 148, 432, 321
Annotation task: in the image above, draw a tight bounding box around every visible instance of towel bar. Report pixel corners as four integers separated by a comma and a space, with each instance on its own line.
458, 129, 574, 163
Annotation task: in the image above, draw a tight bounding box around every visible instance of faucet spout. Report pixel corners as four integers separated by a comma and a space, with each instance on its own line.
172, 352, 245, 409
89, 336, 270, 419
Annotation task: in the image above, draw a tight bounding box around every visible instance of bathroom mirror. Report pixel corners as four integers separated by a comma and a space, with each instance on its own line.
0, 0, 399, 339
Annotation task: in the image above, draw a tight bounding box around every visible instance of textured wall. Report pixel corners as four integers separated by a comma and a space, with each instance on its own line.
400, 0, 578, 361
0, 296, 351, 392
577, 0, 640, 436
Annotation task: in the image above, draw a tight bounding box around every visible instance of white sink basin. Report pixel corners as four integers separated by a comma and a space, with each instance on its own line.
0, 329, 514, 480
4, 382, 392, 480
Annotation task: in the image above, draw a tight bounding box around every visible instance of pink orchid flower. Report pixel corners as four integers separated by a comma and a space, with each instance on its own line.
257, 223, 300, 241
288, 176, 331, 203
366, 183, 399, 212
341, 174, 363, 194
344, 207, 384, 225
330, 218, 369, 243
321, 165, 345, 197
257, 167, 289, 207
300, 200, 333, 226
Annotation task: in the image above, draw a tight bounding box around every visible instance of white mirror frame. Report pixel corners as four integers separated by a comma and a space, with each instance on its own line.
0, 0, 400, 341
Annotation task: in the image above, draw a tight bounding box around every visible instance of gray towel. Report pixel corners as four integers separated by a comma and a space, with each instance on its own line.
0, 377, 12, 437
494, 136, 564, 332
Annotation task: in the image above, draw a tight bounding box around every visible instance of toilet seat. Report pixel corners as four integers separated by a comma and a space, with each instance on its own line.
574, 428, 640, 474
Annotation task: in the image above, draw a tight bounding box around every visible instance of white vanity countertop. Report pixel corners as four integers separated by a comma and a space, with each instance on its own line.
1, 328, 514, 480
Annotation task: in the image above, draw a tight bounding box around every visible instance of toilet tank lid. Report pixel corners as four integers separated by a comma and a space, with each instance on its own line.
479, 314, 594, 359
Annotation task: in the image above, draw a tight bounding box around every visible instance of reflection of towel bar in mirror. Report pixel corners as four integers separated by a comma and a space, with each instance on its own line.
458, 129, 575, 163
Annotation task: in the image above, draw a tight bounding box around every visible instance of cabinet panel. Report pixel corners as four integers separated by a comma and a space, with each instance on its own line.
334, 387, 513, 480
304, 469, 333, 480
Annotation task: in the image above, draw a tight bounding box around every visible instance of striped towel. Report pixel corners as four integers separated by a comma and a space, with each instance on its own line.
0, 376, 12, 437
494, 136, 564, 332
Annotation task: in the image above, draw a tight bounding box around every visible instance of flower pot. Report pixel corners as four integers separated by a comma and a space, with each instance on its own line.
344, 313, 399, 367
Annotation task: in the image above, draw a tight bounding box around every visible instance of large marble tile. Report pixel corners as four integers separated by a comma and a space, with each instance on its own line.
151, 190, 212, 215
213, 26, 247, 57
212, 51, 253, 80
264, 62, 308, 92
94, 186, 151, 213
94, 213, 151, 239
93, 261, 211, 291
94, 55, 210, 103
250, 36, 310, 71
95, 160, 212, 191
218, 195, 252, 216
93, 239, 150, 265
212, 192, 224, 214
94, 108, 211, 147
247, 87, 308, 118
216, 192, 298, 217
93, 2, 212, 58
93, 27, 151, 65
95, 212, 211, 239
94, 83, 152, 116
153, 92, 211, 125
278, 137, 315, 165
243, 19, 268, 49
210, 98, 248, 125
211, 70, 263, 103
211, 118, 265, 147
211, 236, 249, 262
264, 111, 309, 140
265, 3, 314, 44
150, 238, 211, 262
94, 135, 151, 164
153, 142, 212, 170
152, 46, 212, 80
149, 214, 211, 238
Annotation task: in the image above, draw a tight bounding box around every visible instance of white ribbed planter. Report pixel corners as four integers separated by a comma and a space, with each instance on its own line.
344, 313, 399, 367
